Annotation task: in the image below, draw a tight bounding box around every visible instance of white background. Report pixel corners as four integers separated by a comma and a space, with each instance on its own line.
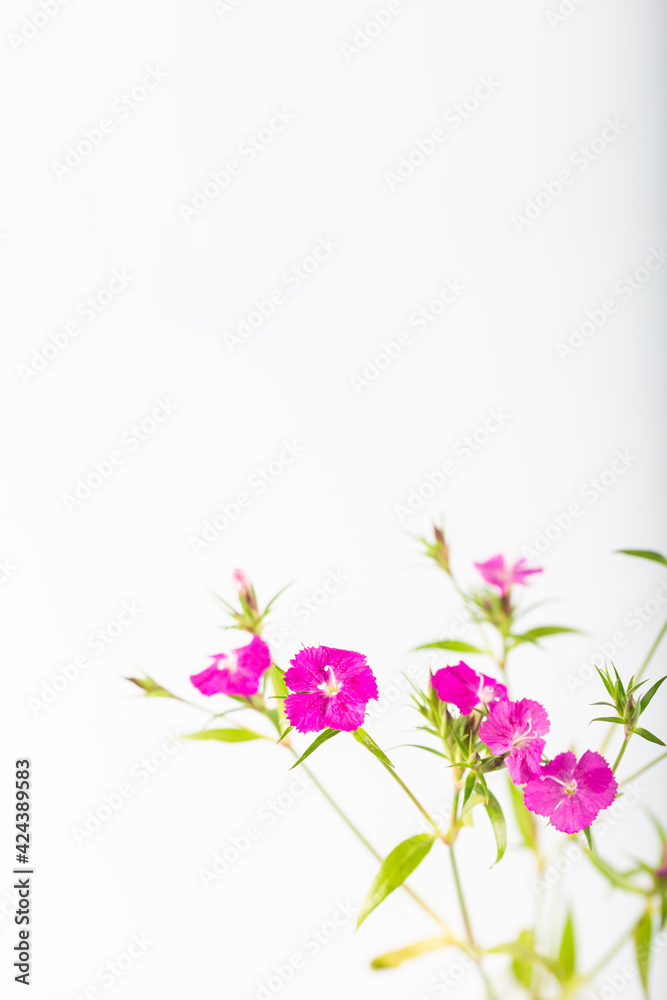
1, 1, 666, 998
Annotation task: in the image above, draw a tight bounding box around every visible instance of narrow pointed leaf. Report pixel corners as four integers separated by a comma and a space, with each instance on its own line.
558, 911, 576, 980
289, 728, 341, 768
462, 772, 476, 810
617, 549, 667, 567
633, 728, 666, 747
371, 936, 452, 969
352, 728, 395, 767
591, 717, 624, 725
396, 744, 449, 760
511, 930, 536, 989
125, 674, 175, 698
511, 626, 579, 645
640, 676, 667, 713
634, 911, 652, 997
489, 942, 561, 978
276, 725, 294, 744
182, 727, 265, 742
417, 640, 486, 654
482, 786, 507, 865
357, 834, 435, 927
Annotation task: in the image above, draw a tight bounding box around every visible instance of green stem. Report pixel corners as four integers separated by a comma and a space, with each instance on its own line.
580, 922, 637, 984
380, 761, 444, 836
636, 616, 667, 682
620, 750, 667, 786
612, 736, 630, 774
288, 750, 450, 930
449, 844, 474, 945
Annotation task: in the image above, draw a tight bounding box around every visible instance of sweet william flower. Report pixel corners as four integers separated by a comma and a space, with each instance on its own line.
523, 750, 617, 834
431, 661, 507, 715
284, 646, 378, 734
474, 554, 542, 597
479, 698, 550, 784
190, 635, 271, 697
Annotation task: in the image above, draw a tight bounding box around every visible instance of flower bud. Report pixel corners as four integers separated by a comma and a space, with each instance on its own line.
232, 568, 258, 613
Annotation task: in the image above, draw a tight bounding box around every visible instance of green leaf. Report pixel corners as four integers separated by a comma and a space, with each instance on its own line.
634, 911, 652, 997
489, 942, 561, 979
462, 772, 476, 810
511, 930, 535, 990
276, 725, 294, 744
482, 786, 507, 865
352, 728, 395, 768
618, 549, 667, 568
182, 727, 265, 742
511, 626, 579, 645
591, 717, 624, 725
290, 728, 341, 768
270, 664, 290, 736
371, 936, 452, 969
583, 826, 593, 851
558, 910, 576, 981
357, 834, 435, 927
509, 779, 537, 851
640, 676, 667, 713
418, 640, 486, 654
125, 674, 175, 698
633, 728, 666, 747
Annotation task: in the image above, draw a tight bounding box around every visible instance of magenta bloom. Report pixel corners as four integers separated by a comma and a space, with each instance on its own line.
284, 646, 378, 734
191, 635, 271, 697
479, 698, 550, 784
523, 750, 617, 834
474, 554, 542, 597
432, 661, 507, 715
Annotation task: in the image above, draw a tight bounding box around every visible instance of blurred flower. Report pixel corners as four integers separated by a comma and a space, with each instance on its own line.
431, 661, 507, 715
480, 698, 550, 784
523, 750, 617, 834
232, 567, 258, 613
191, 635, 271, 697
284, 646, 378, 734
474, 554, 542, 597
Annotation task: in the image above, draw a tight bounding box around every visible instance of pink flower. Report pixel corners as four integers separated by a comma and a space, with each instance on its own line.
474, 554, 542, 597
523, 750, 617, 834
431, 661, 507, 715
191, 635, 271, 697
232, 568, 251, 593
284, 646, 378, 734
479, 698, 550, 784
655, 844, 667, 880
